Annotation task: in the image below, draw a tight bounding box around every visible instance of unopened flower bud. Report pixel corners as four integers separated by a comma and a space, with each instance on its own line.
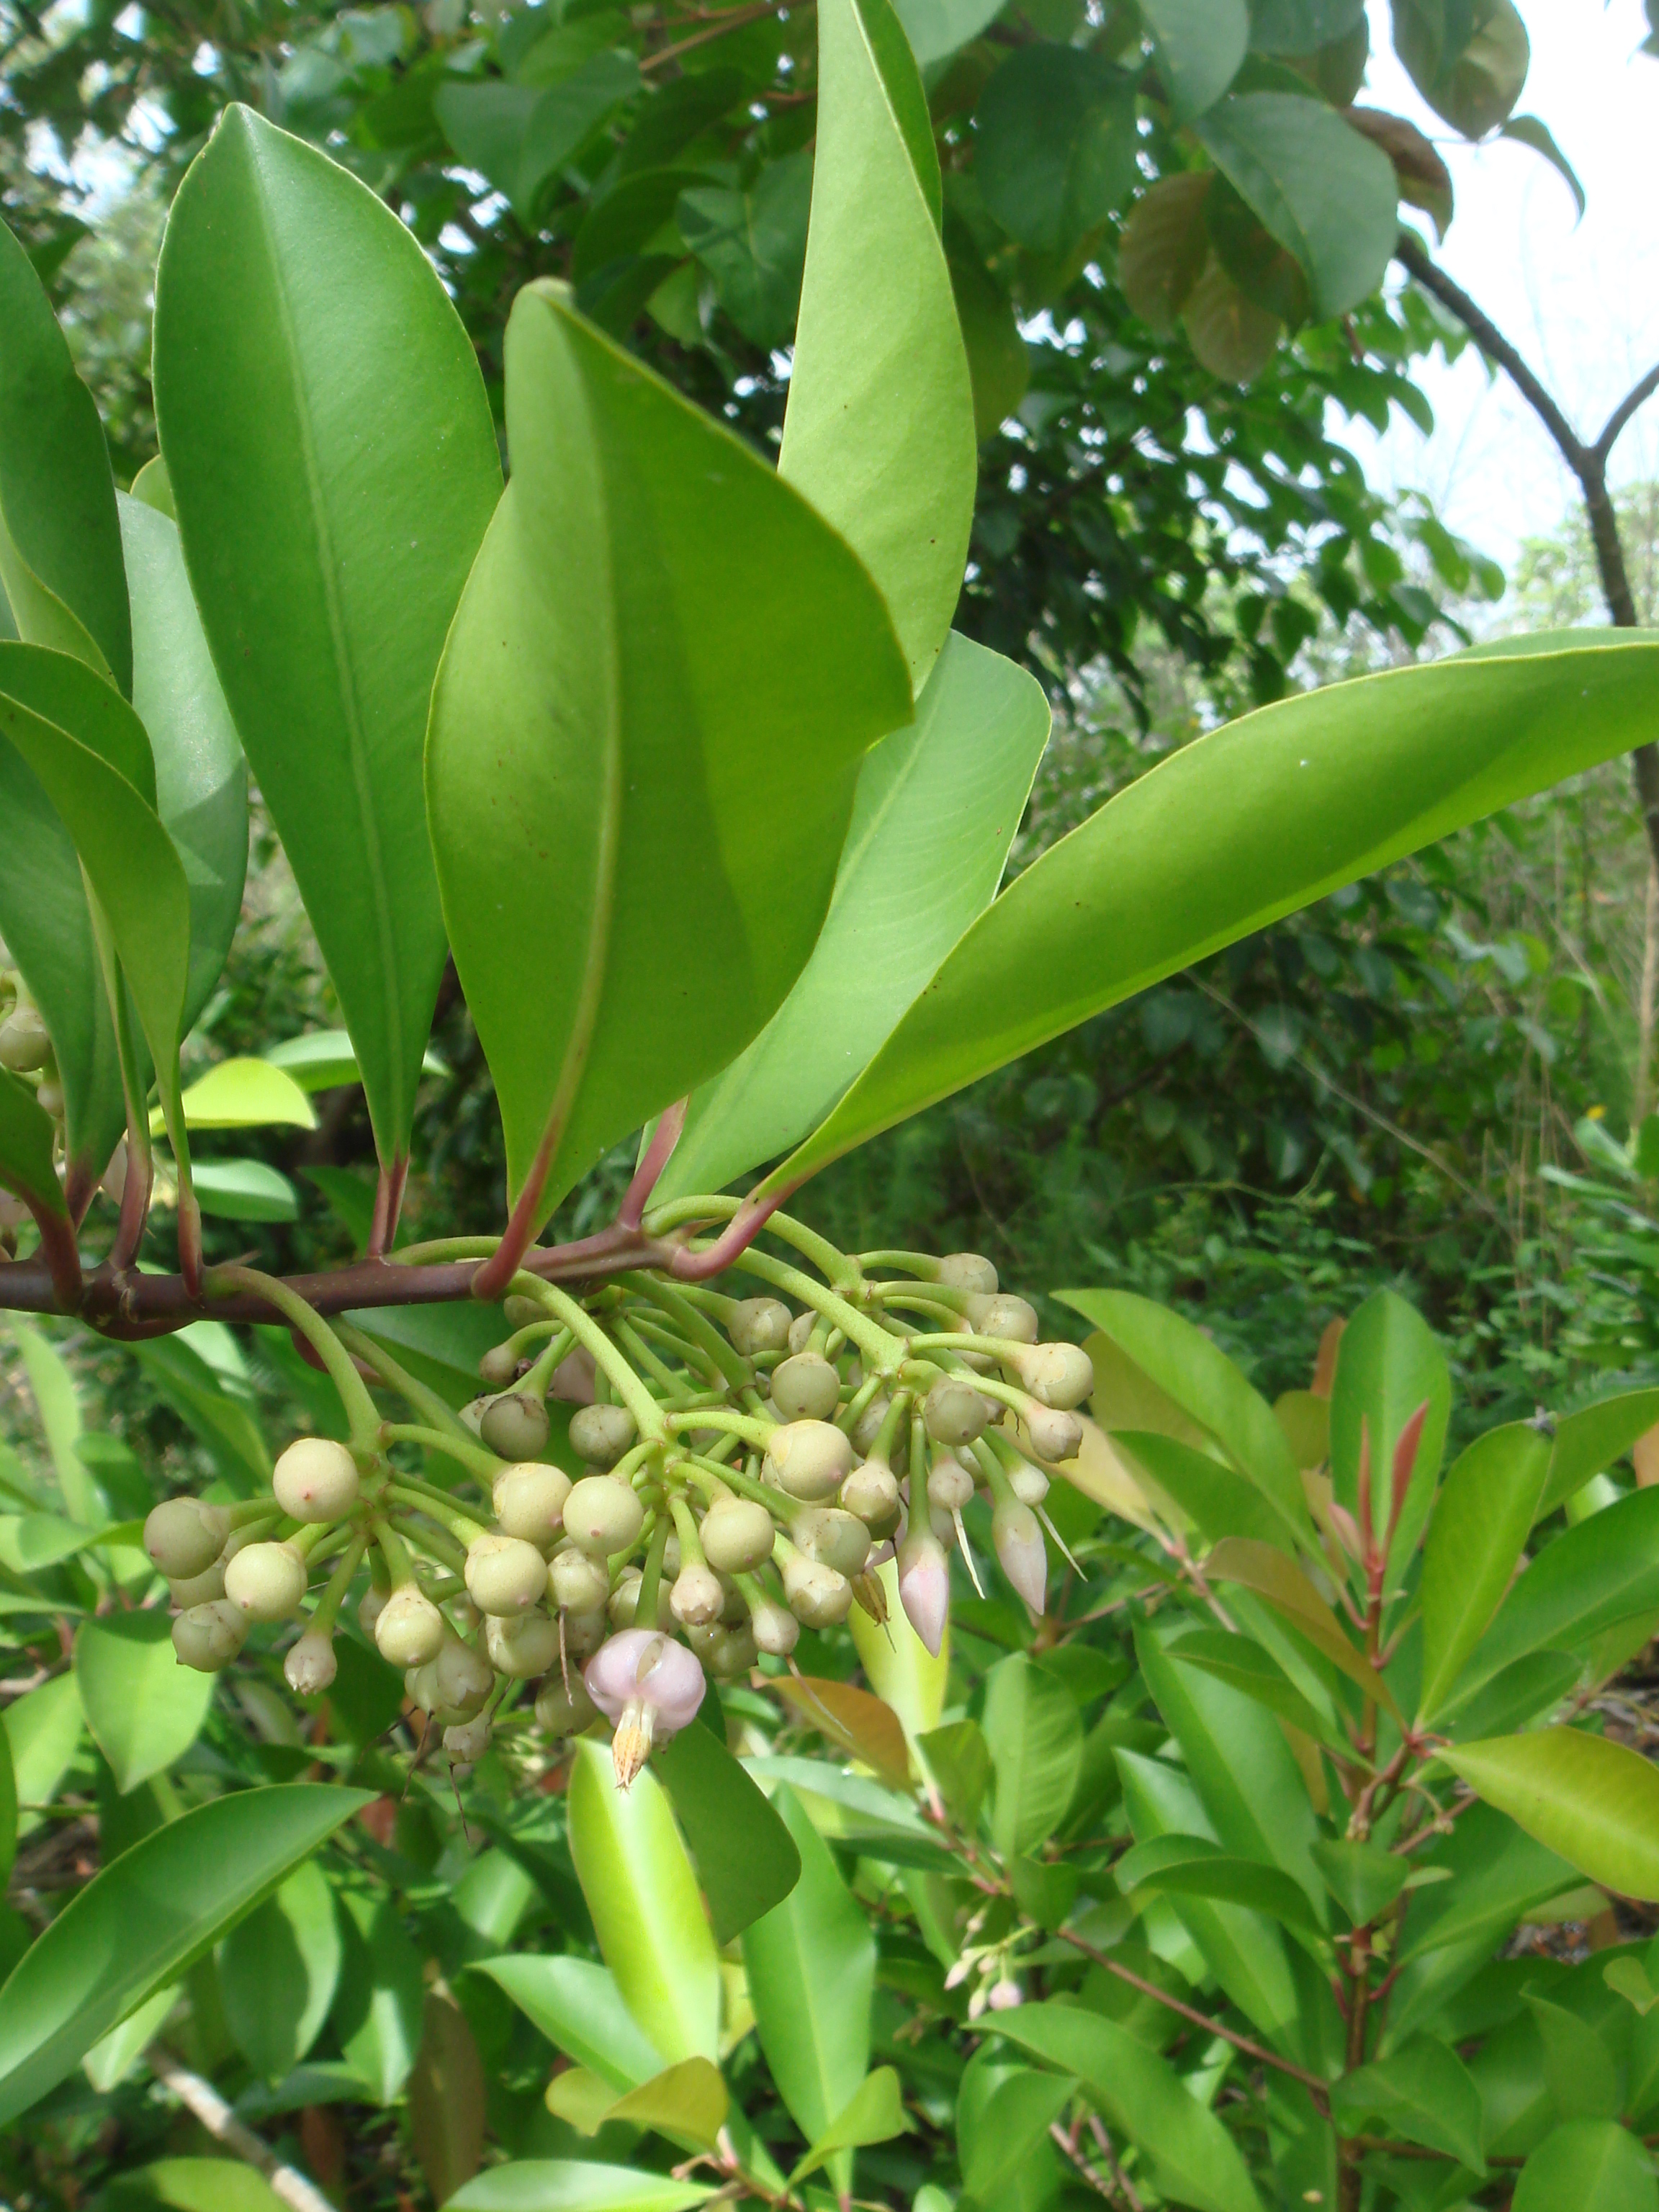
727, 1297, 793, 1356
794, 1506, 871, 1578
925, 1377, 989, 1447
552, 1548, 611, 1614
173, 1599, 246, 1671
930, 1504, 960, 1550
1010, 1342, 1094, 1411
787, 1310, 817, 1357
766, 1419, 853, 1501
897, 1527, 949, 1656
0, 1004, 50, 1071
992, 1498, 1048, 1612
503, 1295, 542, 1329
485, 1609, 561, 1678
563, 1473, 644, 1557
700, 1496, 778, 1573
444, 1714, 492, 1766
939, 1253, 998, 1295
480, 1391, 550, 1460
749, 1598, 800, 1657
671, 1563, 724, 1627
464, 1532, 548, 1615
1009, 1462, 1050, 1506
770, 1352, 840, 1423
926, 1452, 976, 1513
1023, 1404, 1084, 1462
568, 1403, 638, 1467
284, 1629, 337, 1694
988, 1977, 1023, 2010
168, 1561, 226, 1609
224, 1539, 307, 1623
144, 1496, 230, 1581
562, 1607, 607, 1658
534, 1676, 598, 1735
842, 1460, 901, 1529
851, 1393, 891, 1456
781, 1552, 851, 1627
966, 1293, 1039, 1344
431, 1632, 492, 1712
35, 1074, 63, 1118
481, 1341, 523, 1390
375, 1583, 446, 1666
492, 1462, 572, 1544
273, 1437, 359, 1523
585, 1629, 706, 1786
707, 1624, 757, 1678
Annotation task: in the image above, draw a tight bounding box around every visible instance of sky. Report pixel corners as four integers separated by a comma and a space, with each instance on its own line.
1347, 0, 1659, 570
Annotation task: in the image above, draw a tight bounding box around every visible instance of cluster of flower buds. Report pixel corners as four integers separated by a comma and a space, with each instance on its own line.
145, 1226, 1092, 1788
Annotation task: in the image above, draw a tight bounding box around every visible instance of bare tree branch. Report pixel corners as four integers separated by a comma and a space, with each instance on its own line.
144, 2046, 337, 2212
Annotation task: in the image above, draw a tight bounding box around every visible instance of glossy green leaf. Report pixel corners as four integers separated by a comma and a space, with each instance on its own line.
1112, 1429, 1290, 1549
956, 2052, 1075, 2206
3, 1671, 84, 1833
1141, 0, 1249, 120
983, 1653, 1083, 1859
742, 1784, 873, 2168
9, 1321, 94, 1521
779, 0, 974, 691
1540, 1390, 1659, 1519
156, 1058, 318, 1133
603, 2056, 727, 2149
218, 1861, 342, 2080
975, 45, 1138, 258
154, 105, 502, 1170
1329, 2035, 1485, 2167
1501, 114, 1586, 219
1329, 1287, 1451, 1567
1444, 1730, 1659, 1902
127, 1332, 271, 1484
567, 1739, 719, 2064
449, 2164, 716, 2212
0, 218, 130, 691
0, 1723, 15, 1889
917, 1718, 991, 1830
428, 285, 907, 1234
1195, 91, 1396, 318
658, 633, 1048, 1202
1202, 1536, 1399, 1718
891, 0, 1002, 64
678, 153, 812, 350
73, 1612, 213, 1794
1450, 1487, 1659, 1710
0, 1783, 371, 2125
1392, 1799, 1577, 1973
1419, 1421, 1551, 1721
1309, 1837, 1407, 1927
335, 1886, 426, 2103
987, 2002, 1264, 2212
266, 1028, 449, 1094
1059, 1291, 1309, 1542
127, 2158, 287, 2212
789, 2066, 909, 2183
479, 1954, 663, 2089
1118, 1835, 1323, 1936
0, 1071, 67, 1224
189, 1159, 301, 1223
768, 637, 1659, 1198
117, 493, 247, 1035
435, 55, 640, 227
81, 1979, 179, 2093
1167, 1627, 1344, 1750
1527, 1991, 1620, 2121
652, 1717, 800, 1943
1513, 2121, 1658, 2212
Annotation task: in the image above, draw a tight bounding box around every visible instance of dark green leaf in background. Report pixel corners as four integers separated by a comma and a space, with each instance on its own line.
73, 1612, 214, 1794
976, 44, 1138, 259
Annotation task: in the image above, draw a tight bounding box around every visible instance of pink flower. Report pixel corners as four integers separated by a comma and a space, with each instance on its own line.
584, 1629, 706, 1788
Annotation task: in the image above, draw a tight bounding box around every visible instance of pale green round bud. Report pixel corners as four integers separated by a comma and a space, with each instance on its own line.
173, 1599, 245, 1672
435, 1635, 494, 1712
0, 1005, 50, 1071
551, 1547, 611, 1614
939, 1252, 998, 1296
492, 1462, 572, 1545
480, 1391, 550, 1460
1011, 1342, 1095, 1411
562, 1607, 607, 1658
451, 1594, 482, 1633
375, 1584, 446, 1666
568, 1403, 638, 1467
479, 1341, 522, 1388
708, 1624, 757, 1678
670, 1563, 724, 1627
770, 1352, 840, 1424
405, 1661, 441, 1712
1010, 1462, 1050, 1506
503, 1294, 543, 1329
930, 1505, 959, 1549
727, 1297, 793, 1356
535, 1676, 598, 1735
782, 1552, 852, 1627
851, 1393, 891, 1457
224, 1539, 307, 1624
966, 1292, 1039, 1344
700, 1497, 778, 1573
35, 1074, 63, 1118
485, 1609, 561, 1678
766, 1419, 854, 1502
841, 1461, 901, 1529
273, 1437, 359, 1523
925, 1377, 989, 1447
144, 1496, 230, 1581
750, 1599, 799, 1658
284, 1631, 337, 1695
1024, 1405, 1084, 1462
794, 1506, 871, 1578
719, 1576, 749, 1627
444, 1715, 492, 1766
787, 1310, 817, 1357
465, 1532, 549, 1615
564, 1474, 644, 1557
926, 1453, 977, 1513
168, 1561, 226, 1609
608, 1567, 671, 1631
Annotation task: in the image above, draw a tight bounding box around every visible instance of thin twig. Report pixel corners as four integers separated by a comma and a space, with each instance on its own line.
144, 2046, 336, 2212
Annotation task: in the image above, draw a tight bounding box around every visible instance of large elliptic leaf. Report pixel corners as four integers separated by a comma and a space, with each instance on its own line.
1512, 2121, 1658, 2212
426, 284, 909, 1237
1140, 0, 1249, 122
1195, 91, 1398, 320
73, 1611, 215, 1793
1418, 1422, 1551, 1722
1443, 1730, 1659, 1902
118, 495, 248, 1036
891, 0, 1004, 66
974, 45, 1139, 261
0, 1783, 372, 2125
659, 634, 1048, 1201
1328, 1287, 1449, 1571
778, 0, 975, 692
153, 104, 502, 1171
760, 637, 1659, 1197
0, 220, 130, 693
